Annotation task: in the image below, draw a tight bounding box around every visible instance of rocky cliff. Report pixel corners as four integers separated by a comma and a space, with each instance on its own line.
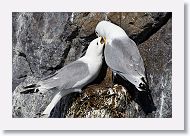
12, 12, 172, 118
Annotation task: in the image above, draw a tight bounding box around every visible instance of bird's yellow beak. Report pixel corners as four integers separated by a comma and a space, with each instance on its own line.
100, 37, 106, 45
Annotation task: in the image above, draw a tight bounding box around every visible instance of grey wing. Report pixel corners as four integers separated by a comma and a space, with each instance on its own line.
38, 60, 89, 90
105, 38, 145, 77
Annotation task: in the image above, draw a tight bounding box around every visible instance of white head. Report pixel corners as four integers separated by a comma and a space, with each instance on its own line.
85, 37, 105, 57
95, 21, 127, 41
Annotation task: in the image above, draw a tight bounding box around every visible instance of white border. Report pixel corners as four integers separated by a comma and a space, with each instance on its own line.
0, 0, 184, 130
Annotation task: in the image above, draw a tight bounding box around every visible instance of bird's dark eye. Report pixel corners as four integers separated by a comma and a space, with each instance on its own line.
97, 42, 98, 45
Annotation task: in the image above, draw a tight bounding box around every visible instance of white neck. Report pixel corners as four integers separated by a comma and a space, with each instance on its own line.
84, 50, 103, 60
79, 51, 103, 66
82, 45, 103, 62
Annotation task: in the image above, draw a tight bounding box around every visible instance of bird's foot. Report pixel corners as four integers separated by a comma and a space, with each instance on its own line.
113, 84, 119, 88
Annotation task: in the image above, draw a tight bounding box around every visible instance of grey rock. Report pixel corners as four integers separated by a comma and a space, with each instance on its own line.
12, 55, 31, 91
12, 80, 55, 118
107, 12, 171, 44
12, 12, 172, 118
72, 12, 105, 37
138, 19, 172, 118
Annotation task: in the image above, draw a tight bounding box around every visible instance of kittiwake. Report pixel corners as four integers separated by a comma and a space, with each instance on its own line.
95, 20, 150, 92
20, 37, 105, 117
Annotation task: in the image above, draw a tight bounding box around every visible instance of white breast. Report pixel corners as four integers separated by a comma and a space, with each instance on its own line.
72, 56, 102, 89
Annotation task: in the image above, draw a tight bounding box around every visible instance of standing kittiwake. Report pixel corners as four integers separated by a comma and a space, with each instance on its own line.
95, 21, 150, 92
20, 37, 105, 117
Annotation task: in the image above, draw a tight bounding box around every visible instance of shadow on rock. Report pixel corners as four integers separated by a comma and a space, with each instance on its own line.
50, 92, 80, 118
114, 74, 156, 114
90, 58, 108, 85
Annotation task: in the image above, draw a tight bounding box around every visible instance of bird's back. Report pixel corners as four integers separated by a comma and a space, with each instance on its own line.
38, 60, 90, 90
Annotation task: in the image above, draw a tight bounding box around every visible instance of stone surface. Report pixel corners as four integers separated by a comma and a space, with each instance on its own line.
107, 12, 171, 44
138, 19, 172, 118
12, 12, 172, 118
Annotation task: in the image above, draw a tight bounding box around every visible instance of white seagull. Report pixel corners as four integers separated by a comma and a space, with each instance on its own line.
95, 21, 150, 92
20, 37, 105, 117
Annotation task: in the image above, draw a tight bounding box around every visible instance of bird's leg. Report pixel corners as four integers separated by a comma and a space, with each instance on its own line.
112, 72, 117, 88
40, 90, 66, 118
112, 72, 115, 88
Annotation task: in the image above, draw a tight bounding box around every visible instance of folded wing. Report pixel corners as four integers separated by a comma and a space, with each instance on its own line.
104, 38, 146, 86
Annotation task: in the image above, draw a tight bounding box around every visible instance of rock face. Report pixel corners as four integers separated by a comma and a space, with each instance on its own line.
138, 19, 172, 118
12, 12, 172, 118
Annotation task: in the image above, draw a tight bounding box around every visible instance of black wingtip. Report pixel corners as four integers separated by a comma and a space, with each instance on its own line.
113, 74, 156, 114
23, 84, 37, 89
20, 84, 40, 94
20, 88, 39, 94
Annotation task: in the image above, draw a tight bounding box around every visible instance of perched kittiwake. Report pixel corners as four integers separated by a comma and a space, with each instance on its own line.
95, 21, 150, 92
20, 37, 105, 117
